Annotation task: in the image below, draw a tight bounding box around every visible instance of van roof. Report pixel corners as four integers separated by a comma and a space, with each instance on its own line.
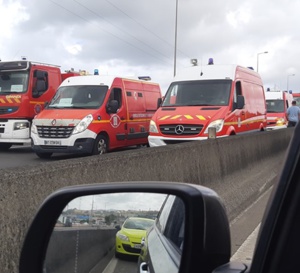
265, 91, 293, 100
60, 75, 150, 87
173, 64, 257, 82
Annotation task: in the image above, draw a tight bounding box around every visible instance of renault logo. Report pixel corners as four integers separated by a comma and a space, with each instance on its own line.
51, 119, 56, 126
175, 125, 184, 134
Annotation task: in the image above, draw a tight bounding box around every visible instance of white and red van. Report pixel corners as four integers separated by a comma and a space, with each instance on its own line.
31, 75, 161, 158
265, 90, 293, 130
148, 64, 267, 147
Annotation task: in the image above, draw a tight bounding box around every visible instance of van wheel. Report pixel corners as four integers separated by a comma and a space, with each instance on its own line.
36, 152, 53, 159
92, 135, 108, 155
0, 143, 12, 151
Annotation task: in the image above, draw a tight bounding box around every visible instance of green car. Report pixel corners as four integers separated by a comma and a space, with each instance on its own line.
115, 217, 155, 258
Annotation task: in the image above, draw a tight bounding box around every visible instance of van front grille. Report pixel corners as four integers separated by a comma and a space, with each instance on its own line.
37, 126, 74, 138
159, 124, 203, 136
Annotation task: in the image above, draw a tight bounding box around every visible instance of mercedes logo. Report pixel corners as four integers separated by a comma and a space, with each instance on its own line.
175, 125, 184, 134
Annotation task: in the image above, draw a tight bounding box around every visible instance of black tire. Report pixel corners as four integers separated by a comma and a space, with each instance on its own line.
0, 143, 12, 151
92, 134, 108, 155
36, 152, 53, 159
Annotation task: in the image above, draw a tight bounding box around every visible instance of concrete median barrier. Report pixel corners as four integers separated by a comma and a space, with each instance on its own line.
0, 128, 294, 272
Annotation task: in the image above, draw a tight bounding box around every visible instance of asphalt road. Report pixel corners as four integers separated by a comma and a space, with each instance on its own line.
0, 144, 141, 169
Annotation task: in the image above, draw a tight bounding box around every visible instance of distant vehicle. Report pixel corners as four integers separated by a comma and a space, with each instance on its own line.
148, 62, 267, 147
265, 90, 293, 130
115, 216, 155, 258
292, 92, 300, 106
0, 60, 80, 150
31, 75, 162, 158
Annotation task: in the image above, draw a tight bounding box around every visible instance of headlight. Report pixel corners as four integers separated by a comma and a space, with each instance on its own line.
117, 233, 130, 242
149, 120, 159, 133
73, 114, 93, 134
204, 119, 224, 134
14, 122, 30, 130
31, 123, 38, 134
276, 118, 285, 125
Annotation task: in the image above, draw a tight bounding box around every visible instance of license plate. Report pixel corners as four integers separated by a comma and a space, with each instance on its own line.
44, 140, 61, 145
133, 244, 142, 249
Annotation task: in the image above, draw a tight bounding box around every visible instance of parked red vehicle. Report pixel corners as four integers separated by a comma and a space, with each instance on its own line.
0, 60, 80, 150
265, 90, 293, 130
31, 74, 162, 158
148, 63, 267, 147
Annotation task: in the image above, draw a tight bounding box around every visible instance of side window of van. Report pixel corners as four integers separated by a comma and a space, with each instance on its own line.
109, 88, 122, 108
233, 81, 242, 110
32, 70, 49, 98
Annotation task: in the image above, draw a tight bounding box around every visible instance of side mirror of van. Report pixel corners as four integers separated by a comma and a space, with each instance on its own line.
157, 97, 163, 108
237, 95, 245, 109
106, 100, 119, 114
19, 182, 240, 273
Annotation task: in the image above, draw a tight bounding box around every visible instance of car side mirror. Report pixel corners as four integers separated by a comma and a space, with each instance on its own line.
237, 95, 245, 109
19, 182, 232, 273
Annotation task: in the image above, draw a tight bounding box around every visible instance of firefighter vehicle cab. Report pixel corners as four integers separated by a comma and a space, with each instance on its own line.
265, 90, 293, 130
0, 60, 80, 150
31, 75, 161, 158
148, 63, 267, 147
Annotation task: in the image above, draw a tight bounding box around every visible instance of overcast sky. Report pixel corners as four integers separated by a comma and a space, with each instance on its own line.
66, 192, 167, 211
1, 0, 299, 94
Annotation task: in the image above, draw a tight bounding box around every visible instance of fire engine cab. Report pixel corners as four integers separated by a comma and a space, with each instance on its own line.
148, 62, 267, 147
0, 60, 80, 150
31, 74, 162, 158
265, 90, 293, 130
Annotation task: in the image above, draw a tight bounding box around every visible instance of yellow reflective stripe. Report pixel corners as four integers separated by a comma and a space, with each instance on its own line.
171, 115, 182, 120
184, 115, 193, 119
92, 119, 150, 124
0, 98, 22, 103
29, 101, 45, 105
92, 120, 111, 124
196, 115, 206, 120
159, 115, 171, 120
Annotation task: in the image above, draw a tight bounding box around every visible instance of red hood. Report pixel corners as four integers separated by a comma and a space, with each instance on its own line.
153, 106, 229, 124
35, 108, 94, 120
33, 108, 95, 126
266, 112, 285, 119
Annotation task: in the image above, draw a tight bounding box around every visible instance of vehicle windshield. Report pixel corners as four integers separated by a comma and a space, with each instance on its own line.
123, 218, 154, 230
162, 79, 232, 107
266, 100, 285, 113
0, 71, 29, 94
48, 85, 109, 109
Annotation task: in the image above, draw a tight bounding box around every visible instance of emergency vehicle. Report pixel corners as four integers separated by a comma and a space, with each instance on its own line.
265, 90, 293, 130
292, 92, 300, 106
31, 74, 162, 158
0, 60, 80, 150
148, 63, 267, 147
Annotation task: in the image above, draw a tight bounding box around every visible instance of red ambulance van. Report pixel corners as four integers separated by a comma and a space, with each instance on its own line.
265, 90, 293, 130
148, 63, 267, 147
31, 75, 161, 158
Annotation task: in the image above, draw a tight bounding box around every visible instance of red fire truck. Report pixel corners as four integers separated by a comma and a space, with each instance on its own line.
0, 60, 80, 150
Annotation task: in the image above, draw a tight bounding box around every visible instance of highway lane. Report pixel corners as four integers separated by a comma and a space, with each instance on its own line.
0, 144, 144, 169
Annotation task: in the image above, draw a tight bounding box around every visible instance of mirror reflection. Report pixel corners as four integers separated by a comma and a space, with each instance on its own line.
44, 192, 185, 273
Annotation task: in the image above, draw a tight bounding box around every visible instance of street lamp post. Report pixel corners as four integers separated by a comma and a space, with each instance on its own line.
287, 74, 295, 92
173, 0, 178, 77
257, 51, 268, 72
